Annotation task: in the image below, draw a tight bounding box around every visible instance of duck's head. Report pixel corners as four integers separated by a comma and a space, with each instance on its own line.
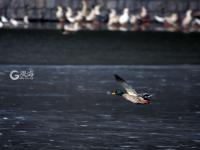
57, 6, 62, 11
123, 8, 129, 14
171, 13, 178, 21
66, 7, 71, 11
140, 6, 147, 18
141, 93, 152, 104
186, 9, 192, 17
111, 90, 125, 96
110, 9, 116, 16
82, 0, 87, 4
94, 5, 101, 15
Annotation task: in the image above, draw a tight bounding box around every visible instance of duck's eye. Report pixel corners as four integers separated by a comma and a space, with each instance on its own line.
142, 94, 150, 99
144, 93, 151, 97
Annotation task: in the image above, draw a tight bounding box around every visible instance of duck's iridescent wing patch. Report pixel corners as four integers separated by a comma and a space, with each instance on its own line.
114, 74, 138, 96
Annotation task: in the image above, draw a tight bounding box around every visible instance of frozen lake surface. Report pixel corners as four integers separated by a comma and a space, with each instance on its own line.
0, 65, 200, 149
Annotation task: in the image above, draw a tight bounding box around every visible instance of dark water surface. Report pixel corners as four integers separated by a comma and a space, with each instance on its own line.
0, 30, 200, 65
0, 65, 200, 149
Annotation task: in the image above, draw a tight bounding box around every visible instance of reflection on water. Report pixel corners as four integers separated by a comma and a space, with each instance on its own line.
0, 65, 200, 149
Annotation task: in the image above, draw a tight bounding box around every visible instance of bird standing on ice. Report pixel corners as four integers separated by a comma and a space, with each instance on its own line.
86, 5, 101, 22
10, 18, 19, 27
108, 9, 119, 26
56, 6, 64, 22
138, 6, 148, 23
65, 7, 75, 23
119, 8, 129, 26
140, 6, 147, 19
130, 14, 138, 25
63, 22, 80, 34
23, 15, 29, 24
81, 0, 88, 18
182, 9, 193, 29
165, 13, 178, 27
155, 13, 178, 30
193, 18, 200, 26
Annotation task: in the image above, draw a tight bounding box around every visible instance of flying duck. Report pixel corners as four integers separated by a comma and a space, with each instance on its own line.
111, 74, 151, 105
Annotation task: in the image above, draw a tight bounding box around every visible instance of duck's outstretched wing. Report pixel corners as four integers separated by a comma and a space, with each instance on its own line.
114, 74, 138, 96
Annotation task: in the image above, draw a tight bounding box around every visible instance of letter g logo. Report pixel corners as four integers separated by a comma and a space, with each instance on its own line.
10, 70, 19, 80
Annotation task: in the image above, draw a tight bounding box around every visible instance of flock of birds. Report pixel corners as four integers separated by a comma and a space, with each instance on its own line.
0, 15, 29, 28
0, 0, 200, 33
55, 0, 200, 33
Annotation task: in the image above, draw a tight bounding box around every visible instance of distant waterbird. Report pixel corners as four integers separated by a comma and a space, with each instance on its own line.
154, 13, 178, 32
56, 6, 64, 22
154, 15, 165, 23
165, 13, 178, 27
119, 8, 129, 25
63, 22, 80, 34
140, 6, 147, 19
138, 6, 149, 24
1, 16, 8, 23
75, 11, 84, 22
193, 18, 200, 26
65, 7, 75, 23
86, 5, 101, 22
81, 0, 88, 17
23, 15, 29, 24
10, 18, 19, 27
130, 14, 138, 25
0, 21, 3, 28
107, 9, 119, 26
182, 9, 193, 29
